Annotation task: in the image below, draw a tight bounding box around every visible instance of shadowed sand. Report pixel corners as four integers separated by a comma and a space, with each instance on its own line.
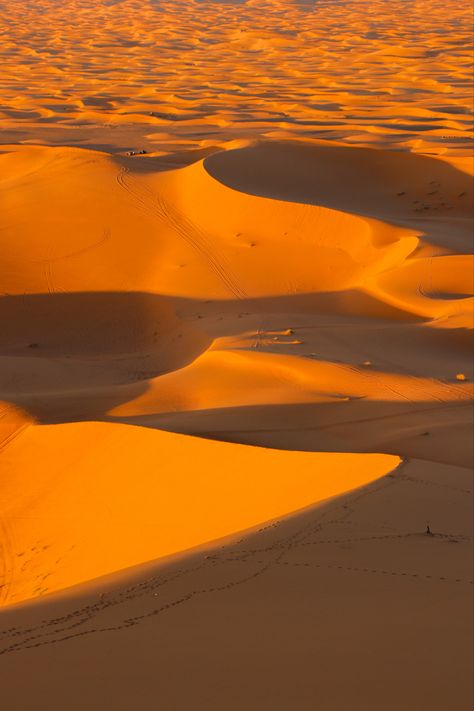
1, 1, 473, 705
1, 136, 472, 708
0, 458, 472, 711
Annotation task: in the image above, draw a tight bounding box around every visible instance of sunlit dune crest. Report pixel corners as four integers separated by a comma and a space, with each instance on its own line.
1, 420, 399, 605
1, 138, 472, 599
0, 0, 473, 708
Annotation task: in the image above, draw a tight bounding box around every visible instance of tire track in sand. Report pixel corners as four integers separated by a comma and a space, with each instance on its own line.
116, 167, 247, 299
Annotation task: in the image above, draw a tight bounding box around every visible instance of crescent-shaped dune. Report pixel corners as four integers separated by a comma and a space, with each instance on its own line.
0, 0, 473, 707
1, 139, 472, 602
1, 420, 399, 605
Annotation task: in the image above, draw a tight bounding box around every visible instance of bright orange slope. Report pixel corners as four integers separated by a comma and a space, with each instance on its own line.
0, 421, 398, 606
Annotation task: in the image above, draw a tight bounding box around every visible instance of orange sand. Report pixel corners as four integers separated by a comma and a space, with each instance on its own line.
0, 0, 472, 159
0, 0, 473, 709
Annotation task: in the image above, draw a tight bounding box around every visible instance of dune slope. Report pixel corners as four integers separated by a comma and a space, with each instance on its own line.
1, 139, 472, 600
0, 0, 473, 704
0, 420, 398, 605
0, 456, 472, 711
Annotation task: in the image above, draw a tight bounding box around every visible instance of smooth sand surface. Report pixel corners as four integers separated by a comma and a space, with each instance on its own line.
0, 458, 472, 711
0, 0, 473, 708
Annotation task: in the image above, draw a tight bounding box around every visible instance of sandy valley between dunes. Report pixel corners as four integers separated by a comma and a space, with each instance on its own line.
0, 0, 473, 708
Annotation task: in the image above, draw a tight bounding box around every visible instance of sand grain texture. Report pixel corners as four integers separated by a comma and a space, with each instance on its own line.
0, 0, 473, 709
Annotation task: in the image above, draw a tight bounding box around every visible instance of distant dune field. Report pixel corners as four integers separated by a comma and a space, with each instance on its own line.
0, 1, 472, 709
0, 0, 472, 155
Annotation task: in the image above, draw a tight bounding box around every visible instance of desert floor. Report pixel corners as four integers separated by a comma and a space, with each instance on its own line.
0, 0, 473, 709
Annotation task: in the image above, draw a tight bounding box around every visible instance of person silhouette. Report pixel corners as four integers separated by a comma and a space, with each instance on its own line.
426, 524, 433, 536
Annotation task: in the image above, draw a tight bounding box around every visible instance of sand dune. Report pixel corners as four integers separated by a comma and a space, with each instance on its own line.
0, 0, 472, 158
1, 135, 472, 708
0, 457, 472, 711
1, 136, 472, 580
0, 420, 398, 605
1, 0, 473, 708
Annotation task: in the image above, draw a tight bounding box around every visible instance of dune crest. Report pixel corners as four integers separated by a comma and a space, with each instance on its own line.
0, 0, 471, 158
1, 138, 472, 608
1, 421, 399, 605
0, 0, 473, 707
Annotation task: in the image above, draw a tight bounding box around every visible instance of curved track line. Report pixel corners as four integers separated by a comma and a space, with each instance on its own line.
33, 228, 112, 265
116, 167, 247, 299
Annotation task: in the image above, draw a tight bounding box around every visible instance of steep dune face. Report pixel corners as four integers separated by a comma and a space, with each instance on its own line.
0, 0, 473, 706
1, 457, 472, 711
1, 140, 416, 301
1, 421, 398, 605
155, 150, 420, 296
204, 141, 474, 223
1, 138, 472, 609
198, 139, 474, 320
4, 140, 468, 304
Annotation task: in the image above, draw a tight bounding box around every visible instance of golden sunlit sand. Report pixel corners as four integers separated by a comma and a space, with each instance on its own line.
0, 0, 473, 709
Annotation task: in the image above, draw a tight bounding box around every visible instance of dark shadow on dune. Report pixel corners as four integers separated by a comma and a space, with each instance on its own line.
0, 291, 211, 420
203, 141, 473, 239
0, 291, 208, 356
113, 145, 222, 172
104, 399, 473, 468
171, 289, 427, 322
0, 290, 471, 438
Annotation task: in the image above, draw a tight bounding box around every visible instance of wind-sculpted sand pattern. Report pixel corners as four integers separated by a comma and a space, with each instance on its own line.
0, 0, 473, 707
116, 166, 248, 297
0, 0, 472, 155
1, 466, 473, 654
0, 461, 472, 710
0, 136, 473, 608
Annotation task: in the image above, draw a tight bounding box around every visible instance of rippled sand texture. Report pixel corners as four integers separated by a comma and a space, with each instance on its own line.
0, 1, 473, 710
1, 0, 472, 155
